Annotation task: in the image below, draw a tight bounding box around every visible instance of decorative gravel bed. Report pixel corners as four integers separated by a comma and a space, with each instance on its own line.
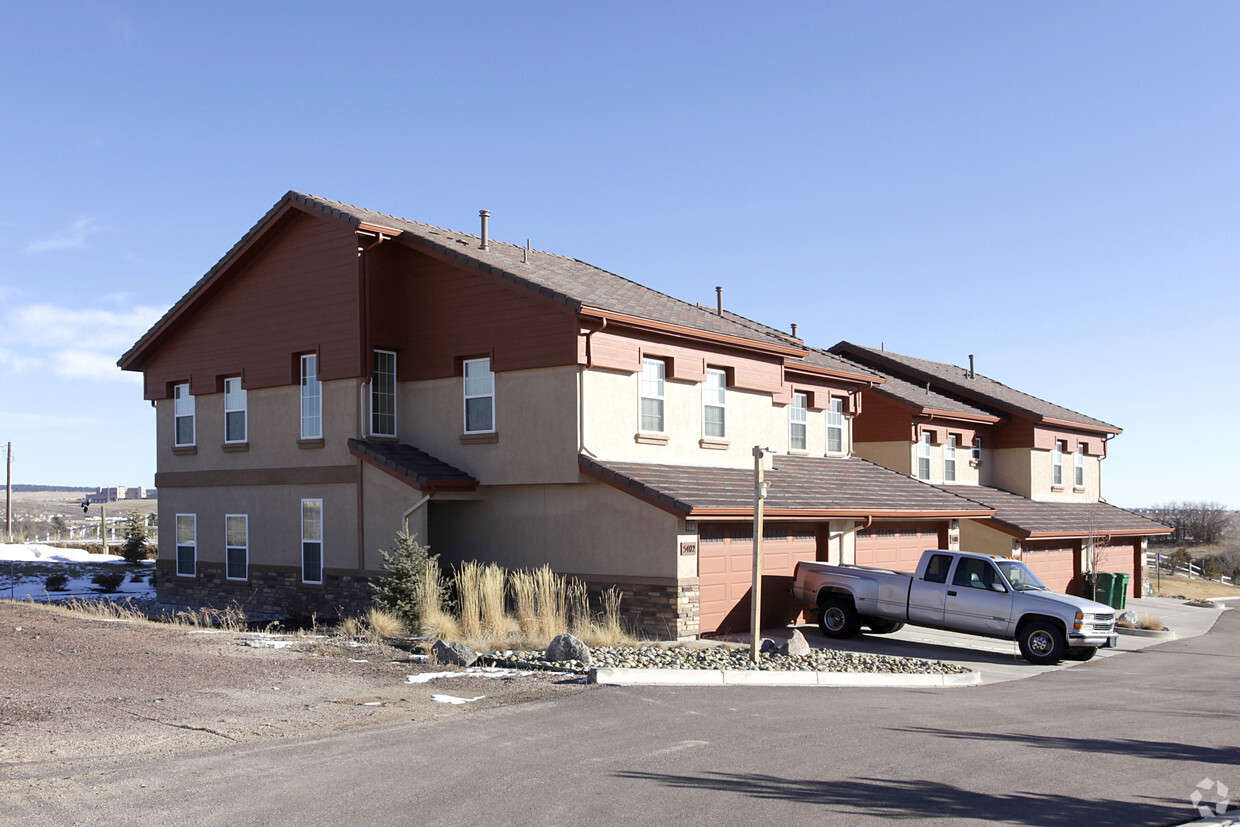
485, 645, 969, 675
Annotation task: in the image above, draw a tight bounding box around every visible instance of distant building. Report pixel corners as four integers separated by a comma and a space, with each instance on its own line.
87, 486, 150, 504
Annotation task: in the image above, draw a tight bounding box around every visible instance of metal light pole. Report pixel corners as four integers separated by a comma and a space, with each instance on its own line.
750, 446, 772, 663
4, 442, 11, 543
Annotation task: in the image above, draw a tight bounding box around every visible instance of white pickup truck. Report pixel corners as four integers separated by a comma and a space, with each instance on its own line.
790, 549, 1118, 665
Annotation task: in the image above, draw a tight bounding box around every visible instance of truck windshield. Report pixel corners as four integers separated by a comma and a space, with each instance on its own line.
995, 559, 1049, 591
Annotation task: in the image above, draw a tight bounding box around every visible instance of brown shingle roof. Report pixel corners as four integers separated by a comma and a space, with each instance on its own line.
938, 485, 1169, 538
293, 192, 804, 351
581, 454, 994, 518
830, 342, 1119, 432
348, 439, 477, 491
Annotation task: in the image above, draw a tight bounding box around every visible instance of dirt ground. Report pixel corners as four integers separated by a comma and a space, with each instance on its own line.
0, 600, 590, 765
1147, 568, 1240, 599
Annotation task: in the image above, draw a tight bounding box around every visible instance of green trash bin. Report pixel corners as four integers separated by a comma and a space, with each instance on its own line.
1093, 572, 1116, 607
1111, 573, 1131, 611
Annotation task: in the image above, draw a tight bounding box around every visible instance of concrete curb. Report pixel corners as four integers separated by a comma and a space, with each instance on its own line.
1116, 626, 1177, 640
589, 667, 981, 688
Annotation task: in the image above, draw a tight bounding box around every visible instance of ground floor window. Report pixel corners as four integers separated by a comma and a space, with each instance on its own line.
226, 514, 248, 580
301, 499, 323, 584
175, 514, 196, 576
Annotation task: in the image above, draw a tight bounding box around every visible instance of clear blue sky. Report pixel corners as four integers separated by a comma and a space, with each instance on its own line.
1, 2, 1236, 508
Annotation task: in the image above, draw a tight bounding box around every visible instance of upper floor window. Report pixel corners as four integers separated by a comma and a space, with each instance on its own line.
372, 350, 397, 437
463, 357, 495, 434
971, 437, 982, 463
300, 354, 322, 439
702, 368, 726, 439
301, 499, 323, 584
789, 392, 808, 452
944, 434, 957, 482
639, 358, 666, 433
917, 431, 932, 480
175, 514, 196, 577
1074, 444, 1085, 487
1052, 440, 1065, 486
225, 514, 248, 581
826, 397, 845, 454
224, 377, 247, 443
173, 383, 195, 447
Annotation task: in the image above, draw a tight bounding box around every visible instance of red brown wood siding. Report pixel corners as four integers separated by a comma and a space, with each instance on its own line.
366, 245, 581, 380
851, 394, 921, 443
142, 211, 361, 398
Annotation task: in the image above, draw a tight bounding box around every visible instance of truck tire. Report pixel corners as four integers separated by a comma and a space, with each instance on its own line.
866, 620, 905, 635
1064, 646, 1098, 662
818, 598, 862, 639
1017, 620, 1066, 665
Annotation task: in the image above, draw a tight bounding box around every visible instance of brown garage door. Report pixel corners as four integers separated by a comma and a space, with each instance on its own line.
1022, 542, 1076, 594
1094, 541, 1138, 597
698, 523, 819, 634
855, 522, 944, 571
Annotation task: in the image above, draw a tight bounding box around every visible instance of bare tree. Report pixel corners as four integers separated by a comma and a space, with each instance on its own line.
1148, 502, 1231, 545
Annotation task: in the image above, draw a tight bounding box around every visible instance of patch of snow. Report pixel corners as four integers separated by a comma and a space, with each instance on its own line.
409, 654, 429, 663
361, 701, 383, 706
0, 543, 145, 564
430, 694, 484, 705
405, 665, 543, 684
245, 638, 297, 649
348, 658, 369, 663
406, 671, 462, 684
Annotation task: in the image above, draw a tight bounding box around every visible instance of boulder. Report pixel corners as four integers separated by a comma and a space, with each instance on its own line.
432, 640, 478, 667
759, 637, 779, 655
779, 629, 811, 657
1117, 610, 1139, 626
545, 633, 592, 664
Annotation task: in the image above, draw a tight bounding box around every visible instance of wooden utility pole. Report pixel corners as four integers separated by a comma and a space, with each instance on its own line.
5, 442, 11, 544
749, 446, 772, 663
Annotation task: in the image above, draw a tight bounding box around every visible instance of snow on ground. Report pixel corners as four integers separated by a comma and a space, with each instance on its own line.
0, 542, 156, 601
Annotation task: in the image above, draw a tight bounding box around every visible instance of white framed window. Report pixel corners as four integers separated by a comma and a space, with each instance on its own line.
1074, 444, 1085, 487
300, 354, 322, 439
301, 499, 323, 584
225, 514, 248, 581
463, 357, 495, 434
175, 514, 196, 577
173, 383, 195, 447
702, 368, 726, 439
971, 437, 982, 463
224, 377, 247, 443
1052, 440, 1065, 486
789, 392, 808, 452
371, 350, 397, 437
918, 431, 932, 480
826, 397, 845, 454
639, 358, 666, 433
944, 434, 957, 482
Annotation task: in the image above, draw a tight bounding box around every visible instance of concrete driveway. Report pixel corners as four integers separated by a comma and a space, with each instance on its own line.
777, 596, 1229, 684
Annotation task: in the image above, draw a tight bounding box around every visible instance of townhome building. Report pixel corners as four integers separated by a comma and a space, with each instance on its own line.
120, 191, 1001, 637
827, 343, 1170, 598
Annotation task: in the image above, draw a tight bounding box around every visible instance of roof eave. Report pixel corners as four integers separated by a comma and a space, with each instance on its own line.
578, 306, 808, 358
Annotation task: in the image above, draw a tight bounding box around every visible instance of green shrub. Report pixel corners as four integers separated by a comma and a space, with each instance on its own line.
91, 571, 126, 592
44, 572, 70, 591
370, 532, 447, 633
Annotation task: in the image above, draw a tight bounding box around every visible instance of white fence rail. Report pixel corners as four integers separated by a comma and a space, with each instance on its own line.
1143, 551, 1233, 585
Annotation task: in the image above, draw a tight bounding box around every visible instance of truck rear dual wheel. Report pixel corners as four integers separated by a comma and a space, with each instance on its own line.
1017, 620, 1066, 665
817, 599, 862, 639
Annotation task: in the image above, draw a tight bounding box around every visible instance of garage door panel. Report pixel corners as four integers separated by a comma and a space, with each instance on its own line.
698, 523, 819, 634
1023, 542, 1076, 594
856, 523, 943, 572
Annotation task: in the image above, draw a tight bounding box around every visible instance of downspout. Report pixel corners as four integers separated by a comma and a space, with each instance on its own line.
579, 318, 607, 457
1099, 433, 1115, 503
402, 492, 433, 535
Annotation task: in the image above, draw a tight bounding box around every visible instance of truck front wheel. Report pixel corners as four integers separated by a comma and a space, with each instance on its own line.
1063, 647, 1098, 662
818, 599, 862, 639
1017, 620, 1066, 665
867, 620, 905, 635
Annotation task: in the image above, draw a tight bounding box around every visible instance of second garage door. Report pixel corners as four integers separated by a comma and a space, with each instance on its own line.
855, 522, 945, 571
1022, 541, 1077, 594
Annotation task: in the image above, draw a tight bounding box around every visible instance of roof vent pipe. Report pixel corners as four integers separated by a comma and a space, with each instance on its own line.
715, 286, 723, 316
479, 210, 490, 251
791, 323, 798, 338
968, 354, 975, 379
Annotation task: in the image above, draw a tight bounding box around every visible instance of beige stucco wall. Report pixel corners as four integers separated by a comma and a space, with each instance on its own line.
582, 368, 849, 468
959, 520, 1020, 558
900, 439, 979, 486
158, 482, 360, 572
1028, 447, 1102, 502
852, 441, 911, 476
157, 379, 358, 473
425, 481, 681, 580
396, 366, 579, 485
990, 448, 1033, 498
360, 463, 430, 573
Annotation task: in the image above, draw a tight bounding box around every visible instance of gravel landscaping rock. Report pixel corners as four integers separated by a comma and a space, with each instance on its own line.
487, 643, 969, 675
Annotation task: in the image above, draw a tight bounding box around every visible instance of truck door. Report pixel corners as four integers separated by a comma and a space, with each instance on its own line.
943, 557, 1014, 636
907, 552, 953, 626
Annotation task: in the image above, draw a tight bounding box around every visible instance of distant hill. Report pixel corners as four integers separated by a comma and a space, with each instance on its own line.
12, 485, 95, 493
